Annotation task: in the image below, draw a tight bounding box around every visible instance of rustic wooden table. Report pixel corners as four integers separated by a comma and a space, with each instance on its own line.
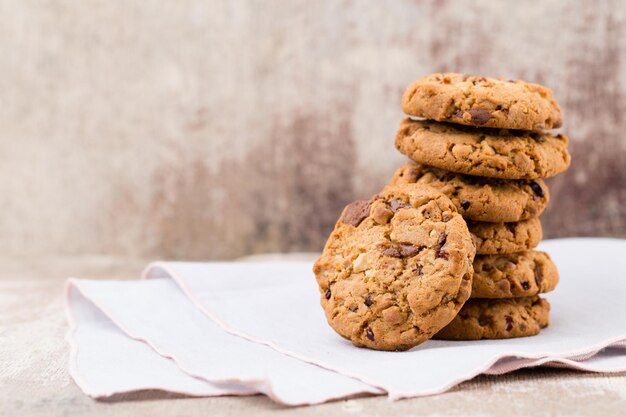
2, 256, 625, 417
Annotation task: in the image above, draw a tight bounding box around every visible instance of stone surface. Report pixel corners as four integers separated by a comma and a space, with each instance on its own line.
1, 256, 625, 417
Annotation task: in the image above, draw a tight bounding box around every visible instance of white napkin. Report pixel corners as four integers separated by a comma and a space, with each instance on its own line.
66, 238, 626, 404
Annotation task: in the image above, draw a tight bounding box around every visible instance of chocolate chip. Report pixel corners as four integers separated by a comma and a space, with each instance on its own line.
364, 296, 373, 307
413, 263, 423, 275
521, 282, 530, 291
383, 247, 401, 257
442, 212, 451, 222
505, 315, 514, 331
340, 199, 372, 227
365, 327, 375, 341
460, 200, 471, 210
436, 233, 448, 259
399, 244, 421, 257
468, 108, 492, 125
325, 289, 331, 300
389, 199, 409, 213
534, 264, 543, 285
384, 243, 422, 258
529, 181, 545, 198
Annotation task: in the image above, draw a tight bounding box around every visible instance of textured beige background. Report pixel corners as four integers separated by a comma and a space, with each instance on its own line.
1, 0, 625, 260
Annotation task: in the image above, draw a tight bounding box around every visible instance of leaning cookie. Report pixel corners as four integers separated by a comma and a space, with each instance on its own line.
434, 296, 550, 340
471, 251, 559, 298
394, 118, 570, 179
313, 184, 475, 351
468, 218, 542, 255
402, 73, 562, 131
390, 162, 549, 223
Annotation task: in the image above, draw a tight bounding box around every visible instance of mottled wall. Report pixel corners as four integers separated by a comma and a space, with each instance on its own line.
1, 0, 625, 259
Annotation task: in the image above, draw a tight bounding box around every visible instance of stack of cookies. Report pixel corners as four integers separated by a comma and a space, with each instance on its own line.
392, 73, 570, 340
313, 73, 570, 351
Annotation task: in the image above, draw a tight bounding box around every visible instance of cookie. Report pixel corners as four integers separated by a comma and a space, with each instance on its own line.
471, 251, 559, 298
468, 218, 542, 255
390, 162, 550, 223
394, 118, 571, 179
402, 73, 562, 131
434, 296, 550, 340
313, 184, 476, 351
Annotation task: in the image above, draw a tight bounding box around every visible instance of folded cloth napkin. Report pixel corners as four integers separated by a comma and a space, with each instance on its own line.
65, 238, 626, 405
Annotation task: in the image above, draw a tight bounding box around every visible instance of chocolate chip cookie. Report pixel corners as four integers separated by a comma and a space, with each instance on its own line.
402, 73, 562, 131
394, 118, 571, 179
390, 162, 550, 223
471, 251, 559, 298
468, 218, 542, 255
434, 296, 550, 340
313, 184, 476, 351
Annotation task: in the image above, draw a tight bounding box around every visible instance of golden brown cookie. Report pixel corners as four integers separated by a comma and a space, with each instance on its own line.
471, 251, 559, 298
468, 218, 543, 255
394, 118, 571, 179
313, 184, 475, 351
390, 162, 550, 223
402, 73, 562, 131
434, 296, 550, 340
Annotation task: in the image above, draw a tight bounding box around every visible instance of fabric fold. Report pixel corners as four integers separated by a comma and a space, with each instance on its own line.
66, 238, 626, 404
66, 278, 380, 405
